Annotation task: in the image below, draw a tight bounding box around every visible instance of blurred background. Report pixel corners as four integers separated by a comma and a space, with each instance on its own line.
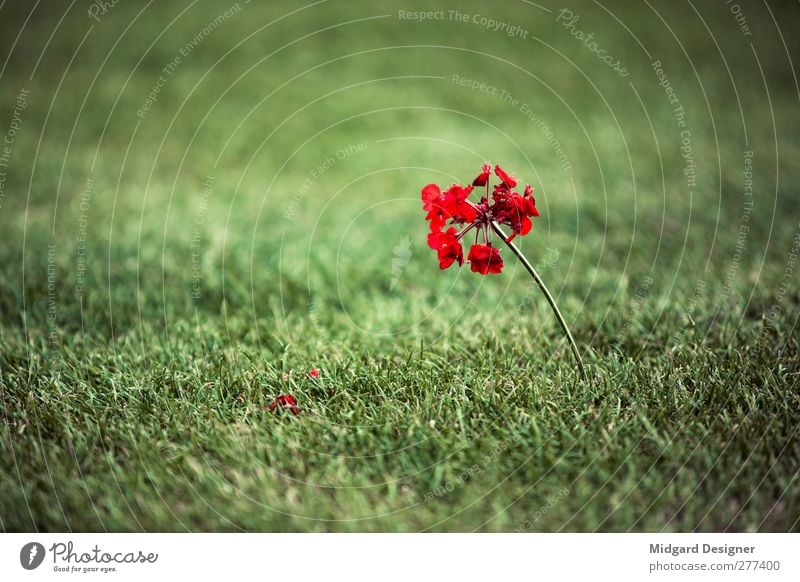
0, 1, 798, 531
1, 0, 798, 340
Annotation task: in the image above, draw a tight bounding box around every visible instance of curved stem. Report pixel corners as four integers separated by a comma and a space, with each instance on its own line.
490, 221, 586, 380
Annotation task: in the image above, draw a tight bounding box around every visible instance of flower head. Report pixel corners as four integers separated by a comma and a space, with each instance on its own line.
468, 243, 503, 274
422, 184, 477, 233
265, 394, 302, 415
420, 164, 540, 275
428, 227, 464, 269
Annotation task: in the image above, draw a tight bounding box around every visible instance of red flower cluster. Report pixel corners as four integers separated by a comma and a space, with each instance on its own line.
265, 394, 302, 415
422, 164, 539, 275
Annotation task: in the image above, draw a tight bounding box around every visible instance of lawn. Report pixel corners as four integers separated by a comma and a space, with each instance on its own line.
1, 0, 798, 532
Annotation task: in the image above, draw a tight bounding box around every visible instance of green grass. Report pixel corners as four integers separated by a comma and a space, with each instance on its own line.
1, 0, 799, 531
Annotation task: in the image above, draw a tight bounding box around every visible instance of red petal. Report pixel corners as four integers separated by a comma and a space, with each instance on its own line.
473, 163, 492, 186
421, 183, 441, 203
472, 172, 490, 186
520, 216, 532, 236
494, 165, 517, 188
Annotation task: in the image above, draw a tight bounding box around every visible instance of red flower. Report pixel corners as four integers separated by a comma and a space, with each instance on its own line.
472, 163, 492, 186
422, 183, 446, 232
492, 190, 538, 241
439, 184, 477, 223
523, 184, 540, 215
308, 368, 320, 379
468, 243, 503, 274
265, 394, 302, 415
421, 164, 538, 276
427, 227, 464, 269
421, 183, 476, 232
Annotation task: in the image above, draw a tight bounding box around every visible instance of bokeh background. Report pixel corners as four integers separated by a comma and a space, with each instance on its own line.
1, 0, 798, 531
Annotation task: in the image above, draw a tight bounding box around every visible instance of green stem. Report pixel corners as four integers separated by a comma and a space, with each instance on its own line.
490, 221, 586, 380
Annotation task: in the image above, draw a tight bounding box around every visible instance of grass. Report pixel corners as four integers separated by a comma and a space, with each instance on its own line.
1, 0, 799, 532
